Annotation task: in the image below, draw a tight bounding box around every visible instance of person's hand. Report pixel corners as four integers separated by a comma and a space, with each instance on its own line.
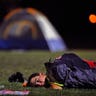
50, 83, 62, 90
22, 80, 28, 87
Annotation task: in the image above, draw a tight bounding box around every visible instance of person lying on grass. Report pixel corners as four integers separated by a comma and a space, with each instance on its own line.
8, 53, 96, 90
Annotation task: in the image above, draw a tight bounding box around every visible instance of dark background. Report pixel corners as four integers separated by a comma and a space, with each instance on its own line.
0, 0, 96, 49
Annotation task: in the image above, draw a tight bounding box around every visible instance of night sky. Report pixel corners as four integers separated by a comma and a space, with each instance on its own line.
0, 0, 96, 49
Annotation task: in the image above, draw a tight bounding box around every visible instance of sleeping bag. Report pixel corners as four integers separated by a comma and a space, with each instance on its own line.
45, 53, 96, 88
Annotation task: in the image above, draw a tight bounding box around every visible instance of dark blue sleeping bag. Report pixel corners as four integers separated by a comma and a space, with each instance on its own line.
45, 53, 96, 88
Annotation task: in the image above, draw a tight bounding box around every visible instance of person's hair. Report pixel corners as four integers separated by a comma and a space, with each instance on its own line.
27, 73, 39, 87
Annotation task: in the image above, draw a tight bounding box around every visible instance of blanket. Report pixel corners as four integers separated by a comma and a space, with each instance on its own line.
0, 90, 29, 95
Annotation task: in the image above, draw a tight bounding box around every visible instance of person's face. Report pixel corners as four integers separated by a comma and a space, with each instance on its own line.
30, 73, 46, 86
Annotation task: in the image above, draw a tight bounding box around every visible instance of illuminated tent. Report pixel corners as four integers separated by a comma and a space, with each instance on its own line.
0, 8, 67, 52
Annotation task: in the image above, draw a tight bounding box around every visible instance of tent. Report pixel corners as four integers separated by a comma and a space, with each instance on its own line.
0, 8, 67, 52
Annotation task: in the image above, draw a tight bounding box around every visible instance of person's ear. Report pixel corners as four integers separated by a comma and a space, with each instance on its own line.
39, 73, 42, 76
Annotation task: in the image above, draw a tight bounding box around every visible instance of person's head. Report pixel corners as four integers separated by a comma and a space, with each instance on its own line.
27, 72, 47, 87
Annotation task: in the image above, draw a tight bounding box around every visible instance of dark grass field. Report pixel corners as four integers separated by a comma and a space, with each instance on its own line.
0, 49, 96, 96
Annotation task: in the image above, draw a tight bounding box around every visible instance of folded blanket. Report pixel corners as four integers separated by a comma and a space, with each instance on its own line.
0, 90, 29, 95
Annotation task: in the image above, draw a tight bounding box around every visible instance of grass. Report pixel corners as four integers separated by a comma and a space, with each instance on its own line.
0, 49, 96, 96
